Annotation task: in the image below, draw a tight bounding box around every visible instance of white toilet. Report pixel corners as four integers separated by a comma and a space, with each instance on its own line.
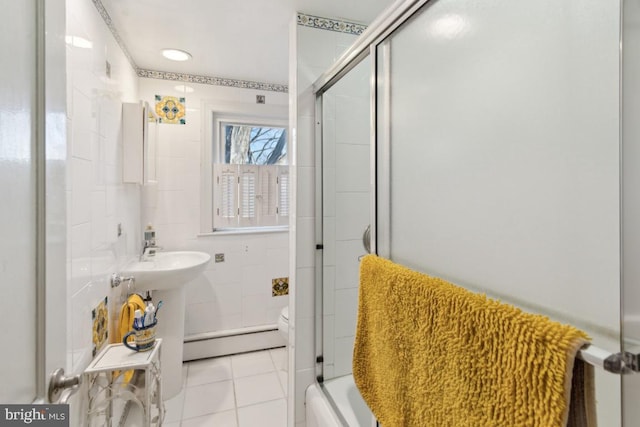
277, 306, 289, 343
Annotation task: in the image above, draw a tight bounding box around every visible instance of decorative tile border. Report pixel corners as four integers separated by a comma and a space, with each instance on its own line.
91, 0, 288, 93
297, 13, 367, 35
137, 69, 289, 93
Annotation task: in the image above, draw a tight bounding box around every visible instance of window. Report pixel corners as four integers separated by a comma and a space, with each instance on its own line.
222, 123, 287, 165
212, 122, 289, 230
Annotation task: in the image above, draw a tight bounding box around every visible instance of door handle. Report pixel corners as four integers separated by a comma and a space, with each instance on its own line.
48, 368, 82, 404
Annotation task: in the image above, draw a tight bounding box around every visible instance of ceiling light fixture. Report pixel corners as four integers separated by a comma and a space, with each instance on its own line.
174, 85, 195, 93
161, 48, 192, 61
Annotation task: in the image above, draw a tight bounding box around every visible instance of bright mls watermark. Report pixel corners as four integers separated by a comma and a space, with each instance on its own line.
0, 405, 68, 426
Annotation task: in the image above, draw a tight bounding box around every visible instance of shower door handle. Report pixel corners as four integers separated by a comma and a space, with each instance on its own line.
362, 225, 371, 254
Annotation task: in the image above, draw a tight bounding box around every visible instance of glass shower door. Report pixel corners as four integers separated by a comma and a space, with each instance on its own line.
376, 0, 622, 424
319, 54, 373, 426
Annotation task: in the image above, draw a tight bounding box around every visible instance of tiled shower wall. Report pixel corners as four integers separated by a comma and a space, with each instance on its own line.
66, 0, 140, 380
293, 21, 359, 426
137, 79, 290, 336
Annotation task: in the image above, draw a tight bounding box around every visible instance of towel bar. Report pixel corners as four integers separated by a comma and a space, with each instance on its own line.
577, 344, 640, 374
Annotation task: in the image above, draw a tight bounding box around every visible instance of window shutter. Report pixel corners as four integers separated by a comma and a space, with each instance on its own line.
238, 165, 258, 227
213, 164, 238, 228
213, 162, 288, 230
259, 166, 278, 226
277, 165, 289, 226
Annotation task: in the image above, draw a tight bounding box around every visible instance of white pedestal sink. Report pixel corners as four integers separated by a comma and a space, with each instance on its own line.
122, 251, 211, 399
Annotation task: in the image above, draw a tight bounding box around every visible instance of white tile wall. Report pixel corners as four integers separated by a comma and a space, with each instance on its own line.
66, 0, 140, 398
137, 79, 290, 339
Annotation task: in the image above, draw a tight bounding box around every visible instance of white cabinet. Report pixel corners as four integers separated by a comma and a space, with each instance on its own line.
123, 102, 158, 184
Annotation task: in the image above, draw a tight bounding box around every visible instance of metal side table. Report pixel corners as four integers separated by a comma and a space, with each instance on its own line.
84, 339, 164, 426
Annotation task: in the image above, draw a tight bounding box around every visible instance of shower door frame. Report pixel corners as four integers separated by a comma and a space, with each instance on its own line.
313, 0, 430, 380
313, 3, 431, 425
313, 48, 376, 426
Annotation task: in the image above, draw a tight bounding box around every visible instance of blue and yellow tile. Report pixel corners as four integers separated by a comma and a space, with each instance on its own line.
155, 95, 186, 125
92, 297, 108, 357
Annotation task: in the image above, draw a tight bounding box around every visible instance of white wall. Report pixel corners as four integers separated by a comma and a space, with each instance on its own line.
66, 0, 139, 374
65, 0, 140, 423
293, 22, 359, 427
137, 79, 290, 338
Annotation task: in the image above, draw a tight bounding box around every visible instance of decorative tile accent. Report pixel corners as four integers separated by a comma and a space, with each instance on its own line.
155, 95, 186, 125
138, 69, 288, 93
91, 0, 289, 93
92, 297, 109, 357
297, 13, 367, 35
272, 277, 289, 297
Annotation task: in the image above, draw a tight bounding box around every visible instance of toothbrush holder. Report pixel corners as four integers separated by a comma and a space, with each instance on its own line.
123, 321, 157, 352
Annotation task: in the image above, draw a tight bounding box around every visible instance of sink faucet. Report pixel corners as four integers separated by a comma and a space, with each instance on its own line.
141, 226, 162, 260
140, 240, 162, 261
141, 241, 163, 260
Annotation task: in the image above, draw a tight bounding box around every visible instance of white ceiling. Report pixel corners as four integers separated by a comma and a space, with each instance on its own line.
101, 0, 395, 86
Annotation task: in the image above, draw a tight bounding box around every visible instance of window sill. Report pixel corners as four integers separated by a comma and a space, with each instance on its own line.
198, 226, 289, 237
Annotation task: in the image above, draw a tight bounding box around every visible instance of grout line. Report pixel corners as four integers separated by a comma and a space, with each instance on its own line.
231, 355, 240, 427
269, 349, 288, 396
236, 396, 287, 411
178, 363, 187, 424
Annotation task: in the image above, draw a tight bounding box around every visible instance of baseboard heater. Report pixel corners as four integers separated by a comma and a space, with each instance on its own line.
183, 324, 286, 361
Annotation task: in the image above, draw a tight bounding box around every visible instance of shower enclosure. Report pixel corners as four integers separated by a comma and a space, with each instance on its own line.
312, 0, 640, 425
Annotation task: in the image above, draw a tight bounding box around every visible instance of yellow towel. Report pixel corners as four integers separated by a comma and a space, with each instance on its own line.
115, 293, 146, 383
117, 293, 146, 343
353, 255, 595, 427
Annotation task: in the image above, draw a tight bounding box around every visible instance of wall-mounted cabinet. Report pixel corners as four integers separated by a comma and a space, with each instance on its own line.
123, 101, 158, 184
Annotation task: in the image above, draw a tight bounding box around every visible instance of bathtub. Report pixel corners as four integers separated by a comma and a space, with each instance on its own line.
306, 375, 375, 427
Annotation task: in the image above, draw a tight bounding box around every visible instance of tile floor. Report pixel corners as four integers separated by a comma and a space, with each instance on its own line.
161, 347, 288, 427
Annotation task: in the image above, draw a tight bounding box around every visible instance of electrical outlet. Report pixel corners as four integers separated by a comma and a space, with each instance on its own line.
256, 94, 265, 104
215, 253, 225, 263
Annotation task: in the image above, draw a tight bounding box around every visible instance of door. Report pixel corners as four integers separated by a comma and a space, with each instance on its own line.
0, 0, 68, 404
622, 0, 640, 422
